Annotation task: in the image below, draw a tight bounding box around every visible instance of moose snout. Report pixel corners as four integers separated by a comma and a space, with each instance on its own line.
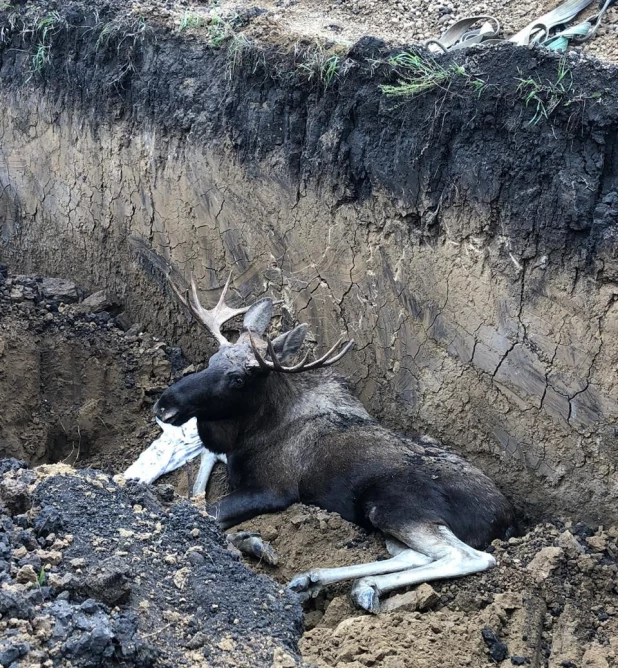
153, 398, 181, 424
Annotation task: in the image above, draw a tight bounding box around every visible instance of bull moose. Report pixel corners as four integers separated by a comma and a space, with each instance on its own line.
154, 274, 516, 613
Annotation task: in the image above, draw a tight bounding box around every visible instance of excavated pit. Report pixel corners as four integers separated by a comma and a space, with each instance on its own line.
1, 1, 617, 527
1, 267, 618, 668
1, 0, 618, 665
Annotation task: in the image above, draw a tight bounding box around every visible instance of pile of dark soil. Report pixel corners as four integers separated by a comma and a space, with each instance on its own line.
0, 460, 303, 667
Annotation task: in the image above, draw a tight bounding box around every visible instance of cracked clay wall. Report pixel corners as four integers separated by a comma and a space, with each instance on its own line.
0, 18, 617, 522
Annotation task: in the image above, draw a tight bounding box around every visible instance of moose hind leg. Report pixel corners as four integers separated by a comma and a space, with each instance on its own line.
288, 541, 432, 601
350, 523, 496, 614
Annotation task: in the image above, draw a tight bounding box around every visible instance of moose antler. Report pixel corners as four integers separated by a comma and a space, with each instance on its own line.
249, 333, 355, 373
167, 271, 250, 347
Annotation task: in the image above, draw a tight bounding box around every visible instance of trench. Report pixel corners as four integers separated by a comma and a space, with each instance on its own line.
0, 1, 618, 664
1, 3, 617, 524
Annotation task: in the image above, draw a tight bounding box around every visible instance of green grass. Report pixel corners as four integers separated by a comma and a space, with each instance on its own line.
380, 52, 487, 98
297, 47, 348, 88
95, 14, 148, 51
25, 11, 62, 80
179, 11, 209, 31
515, 58, 573, 125
176, 9, 234, 49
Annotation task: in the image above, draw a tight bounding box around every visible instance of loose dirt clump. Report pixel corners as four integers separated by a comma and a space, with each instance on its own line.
239, 506, 618, 667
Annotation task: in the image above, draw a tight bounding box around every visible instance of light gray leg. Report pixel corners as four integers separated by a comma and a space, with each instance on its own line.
385, 537, 409, 556
288, 546, 432, 601
350, 525, 496, 614
192, 450, 227, 496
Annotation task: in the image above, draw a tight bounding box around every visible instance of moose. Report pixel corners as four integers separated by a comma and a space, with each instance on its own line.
154, 275, 517, 613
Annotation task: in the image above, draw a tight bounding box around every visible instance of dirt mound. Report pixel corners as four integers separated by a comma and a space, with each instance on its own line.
0, 462, 303, 667
0, 267, 190, 473
239, 507, 618, 667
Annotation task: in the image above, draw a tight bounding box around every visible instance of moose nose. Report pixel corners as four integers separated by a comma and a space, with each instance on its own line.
154, 400, 180, 424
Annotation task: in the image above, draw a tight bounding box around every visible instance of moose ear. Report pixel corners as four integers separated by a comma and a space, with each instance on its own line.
242, 298, 273, 336
270, 323, 309, 363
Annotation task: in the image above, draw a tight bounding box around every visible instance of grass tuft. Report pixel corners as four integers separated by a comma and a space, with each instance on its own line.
296, 44, 351, 89
381, 52, 486, 98
515, 57, 573, 125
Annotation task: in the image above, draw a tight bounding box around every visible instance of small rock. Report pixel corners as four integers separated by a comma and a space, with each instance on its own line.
320, 596, 356, 628
154, 484, 175, 503
115, 312, 133, 331
290, 513, 309, 527
482, 626, 509, 663
261, 525, 279, 542
12, 546, 28, 560
557, 530, 584, 557
70, 558, 86, 568
36, 549, 62, 566
79, 556, 131, 605
173, 567, 191, 590
382, 584, 439, 613
217, 637, 235, 652
48, 572, 76, 590
16, 564, 38, 584
586, 533, 608, 552
415, 583, 440, 611
0, 477, 32, 515
272, 646, 298, 667
0, 641, 30, 666
186, 631, 208, 649
40, 277, 79, 302
526, 547, 564, 583
74, 290, 119, 314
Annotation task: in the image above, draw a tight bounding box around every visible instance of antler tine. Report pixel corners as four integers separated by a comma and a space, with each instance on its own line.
265, 336, 285, 371
310, 338, 355, 368
265, 336, 311, 372
248, 331, 355, 374
164, 269, 251, 347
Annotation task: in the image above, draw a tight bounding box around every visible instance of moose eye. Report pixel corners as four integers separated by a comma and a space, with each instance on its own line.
233, 377, 245, 388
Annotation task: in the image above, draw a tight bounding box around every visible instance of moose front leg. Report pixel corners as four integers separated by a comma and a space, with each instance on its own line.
208, 488, 291, 565
208, 488, 293, 529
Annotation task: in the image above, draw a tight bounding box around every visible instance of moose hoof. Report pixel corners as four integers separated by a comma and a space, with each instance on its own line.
287, 571, 323, 602
350, 579, 381, 614
226, 532, 279, 566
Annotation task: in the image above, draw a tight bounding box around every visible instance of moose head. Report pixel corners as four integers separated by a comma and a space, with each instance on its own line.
153, 274, 354, 426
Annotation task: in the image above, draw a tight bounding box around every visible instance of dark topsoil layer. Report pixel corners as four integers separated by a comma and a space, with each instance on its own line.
0, 0, 617, 283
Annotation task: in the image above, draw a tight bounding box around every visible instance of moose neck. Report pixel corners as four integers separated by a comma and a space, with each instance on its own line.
239, 371, 304, 437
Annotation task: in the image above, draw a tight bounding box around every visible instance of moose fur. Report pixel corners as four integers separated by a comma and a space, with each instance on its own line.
155, 294, 516, 613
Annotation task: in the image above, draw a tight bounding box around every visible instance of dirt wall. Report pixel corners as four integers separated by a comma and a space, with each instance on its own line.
0, 3, 617, 523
